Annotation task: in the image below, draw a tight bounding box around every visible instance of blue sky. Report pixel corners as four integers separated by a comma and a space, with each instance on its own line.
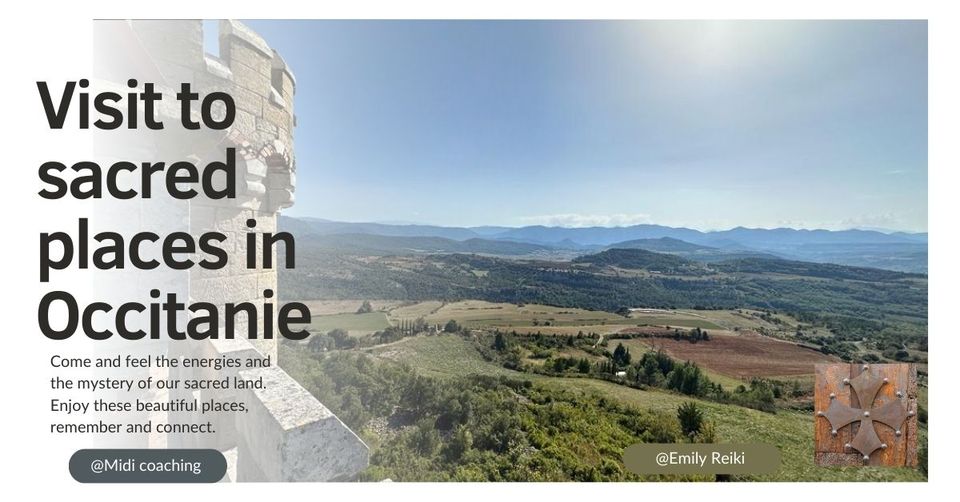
241, 20, 927, 232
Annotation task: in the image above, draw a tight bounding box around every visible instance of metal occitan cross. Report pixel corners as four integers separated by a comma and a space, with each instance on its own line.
816, 364, 915, 460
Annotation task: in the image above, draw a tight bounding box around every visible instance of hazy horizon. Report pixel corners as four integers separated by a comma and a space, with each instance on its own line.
287, 214, 927, 235
244, 20, 928, 233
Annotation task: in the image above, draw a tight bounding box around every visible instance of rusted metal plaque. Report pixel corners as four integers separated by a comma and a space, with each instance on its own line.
814, 363, 918, 467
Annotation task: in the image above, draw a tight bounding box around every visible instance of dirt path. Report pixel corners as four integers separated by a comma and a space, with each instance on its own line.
593, 333, 604, 348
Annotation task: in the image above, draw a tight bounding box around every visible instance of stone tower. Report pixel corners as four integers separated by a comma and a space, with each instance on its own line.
92, 19, 369, 481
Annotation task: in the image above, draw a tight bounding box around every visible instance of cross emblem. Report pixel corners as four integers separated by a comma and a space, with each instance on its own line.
816, 364, 914, 461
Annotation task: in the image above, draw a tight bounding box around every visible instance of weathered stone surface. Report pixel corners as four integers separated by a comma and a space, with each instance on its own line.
232, 109, 257, 136
262, 98, 293, 133
204, 55, 233, 80
245, 180, 267, 198
256, 271, 278, 293
191, 275, 259, 305
236, 367, 370, 481
115, 19, 358, 482
271, 50, 297, 88
231, 60, 273, 97
244, 158, 268, 179
220, 20, 272, 58
232, 85, 265, 116
269, 189, 295, 211
132, 20, 204, 68
269, 87, 287, 108
225, 42, 273, 79
268, 170, 295, 190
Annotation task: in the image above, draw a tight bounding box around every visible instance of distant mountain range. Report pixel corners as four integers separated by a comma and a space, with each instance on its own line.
281, 216, 928, 273
296, 232, 556, 257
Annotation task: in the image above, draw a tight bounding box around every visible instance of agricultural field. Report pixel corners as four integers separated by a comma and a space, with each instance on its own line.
300, 299, 835, 378
618, 332, 839, 379
359, 333, 924, 481
284, 294, 926, 481
628, 308, 804, 336
381, 300, 803, 336
280, 240, 927, 481
387, 300, 446, 320
368, 335, 519, 379
307, 311, 392, 336
382, 301, 800, 336
389, 300, 625, 329
300, 299, 405, 315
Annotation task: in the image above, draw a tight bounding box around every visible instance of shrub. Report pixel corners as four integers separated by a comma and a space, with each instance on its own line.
677, 401, 704, 438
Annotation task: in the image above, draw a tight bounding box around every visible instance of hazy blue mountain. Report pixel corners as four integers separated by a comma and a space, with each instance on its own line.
288, 216, 482, 240
295, 232, 557, 256
891, 232, 928, 243
281, 216, 927, 273
779, 242, 927, 273
469, 226, 516, 236
486, 224, 706, 246
702, 227, 916, 248
607, 237, 714, 253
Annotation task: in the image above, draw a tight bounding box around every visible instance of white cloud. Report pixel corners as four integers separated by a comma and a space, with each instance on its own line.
518, 213, 653, 228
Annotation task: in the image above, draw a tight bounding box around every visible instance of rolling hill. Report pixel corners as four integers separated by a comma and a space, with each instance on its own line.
604, 237, 780, 262
572, 248, 705, 275
296, 232, 558, 257
282, 246, 927, 333
281, 216, 927, 272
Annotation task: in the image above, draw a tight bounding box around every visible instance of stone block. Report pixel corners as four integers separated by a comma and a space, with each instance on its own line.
232, 86, 264, 116
191, 274, 259, 305
225, 42, 272, 78
204, 55, 233, 80
232, 109, 257, 137
220, 20, 272, 58
235, 366, 369, 481
231, 61, 272, 97
262, 98, 293, 133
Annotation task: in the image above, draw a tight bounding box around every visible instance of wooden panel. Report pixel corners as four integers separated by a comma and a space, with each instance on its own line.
814, 363, 917, 467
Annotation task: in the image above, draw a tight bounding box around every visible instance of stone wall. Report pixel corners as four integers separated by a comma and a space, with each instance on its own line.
128, 19, 297, 359
93, 19, 369, 481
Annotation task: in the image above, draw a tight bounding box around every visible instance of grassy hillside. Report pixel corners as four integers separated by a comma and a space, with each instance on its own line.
573, 248, 707, 275
369, 335, 925, 481
308, 311, 392, 337
609, 237, 713, 253
712, 257, 926, 281
606, 237, 780, 262
280, 334, 925, 481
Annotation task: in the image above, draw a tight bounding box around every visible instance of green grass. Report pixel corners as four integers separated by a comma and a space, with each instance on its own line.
309, 311, 391, 336
369, 333, 925, 481
368, 335, 517, 379
566, 379, 924, 481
